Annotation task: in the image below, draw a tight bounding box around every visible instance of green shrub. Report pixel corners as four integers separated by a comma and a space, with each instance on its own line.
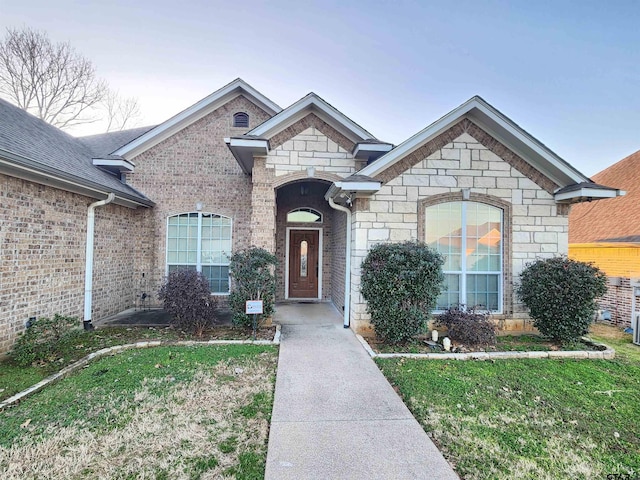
229, 247, 277, 328
516, 256, 607, 343
158, 269, 218, 336
435, 306, 496, 346
10, 314, 79, 367
361, 241, 444, 344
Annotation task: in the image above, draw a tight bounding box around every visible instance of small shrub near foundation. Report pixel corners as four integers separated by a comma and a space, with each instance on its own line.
158, 269, 218, 336
11, 314, 80, 367
229, 247, 277, 328
361, 241, 444, 344
436, 306, 496, 346
517, 256, 607, 343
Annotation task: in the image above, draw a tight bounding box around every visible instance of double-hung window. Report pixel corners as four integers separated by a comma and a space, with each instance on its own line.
425, 201, 502, 311
166, 212, 232, 293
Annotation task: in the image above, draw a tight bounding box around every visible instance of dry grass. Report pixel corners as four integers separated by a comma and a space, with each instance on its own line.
0, 346, 277, 479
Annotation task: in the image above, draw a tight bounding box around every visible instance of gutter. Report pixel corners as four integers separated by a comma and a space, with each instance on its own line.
83, 193, 115, 330
327, 197, 352, 328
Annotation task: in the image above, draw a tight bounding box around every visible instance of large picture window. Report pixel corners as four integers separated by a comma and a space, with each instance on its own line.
166, 212, 232, 293
425, 201, 502, 311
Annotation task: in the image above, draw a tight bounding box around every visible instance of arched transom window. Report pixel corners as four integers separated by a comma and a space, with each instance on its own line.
166, 212, 232, 293
233, 112, 249, 128
287, 207, 322, 223
425, 201, 503, 312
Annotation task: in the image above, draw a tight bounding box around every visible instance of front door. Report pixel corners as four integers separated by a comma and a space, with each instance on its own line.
289, 230, 319, 298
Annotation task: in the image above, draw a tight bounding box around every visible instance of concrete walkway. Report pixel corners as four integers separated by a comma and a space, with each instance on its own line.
265, 303, 459, 480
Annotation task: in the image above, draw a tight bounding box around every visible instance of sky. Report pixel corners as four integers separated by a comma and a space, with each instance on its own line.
1, 0, 638, 176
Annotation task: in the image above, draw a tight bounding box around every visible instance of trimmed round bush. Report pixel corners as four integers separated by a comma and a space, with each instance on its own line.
516, 256, 607, 343
229, 247, 277, 328
361, 241, 444, 344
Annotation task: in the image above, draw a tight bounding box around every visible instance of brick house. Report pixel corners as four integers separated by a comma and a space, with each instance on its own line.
569, 149, 640, 329
0, 78, 621, 352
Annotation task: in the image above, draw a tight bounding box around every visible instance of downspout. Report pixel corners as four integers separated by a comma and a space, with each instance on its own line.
83, 193, 115, 330
328, 197, 352, 329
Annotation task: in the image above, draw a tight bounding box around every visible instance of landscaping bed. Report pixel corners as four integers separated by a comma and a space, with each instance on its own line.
366, 333, 606, 355
377, 324, 640, 480
0, 344, 277, 479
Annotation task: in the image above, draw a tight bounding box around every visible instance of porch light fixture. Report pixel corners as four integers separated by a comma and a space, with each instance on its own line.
300, 184, 309, 196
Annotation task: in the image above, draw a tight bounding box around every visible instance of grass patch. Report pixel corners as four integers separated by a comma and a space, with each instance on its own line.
0, 344, 277, 479
0, 325, 275, 402
377, 324, 640, 479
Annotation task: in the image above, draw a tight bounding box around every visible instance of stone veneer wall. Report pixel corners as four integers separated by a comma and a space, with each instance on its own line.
126, 96, 272, 299
349, 126, 569, 334
0, 174, 151, 352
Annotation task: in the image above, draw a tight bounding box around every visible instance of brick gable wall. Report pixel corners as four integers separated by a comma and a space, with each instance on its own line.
126, 96, 272, 299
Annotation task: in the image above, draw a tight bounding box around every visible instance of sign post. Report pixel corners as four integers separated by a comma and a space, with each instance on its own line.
245, 300, 264, 340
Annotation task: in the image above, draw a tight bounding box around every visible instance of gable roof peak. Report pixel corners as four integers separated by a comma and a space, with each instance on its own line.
114, 78, 281, 159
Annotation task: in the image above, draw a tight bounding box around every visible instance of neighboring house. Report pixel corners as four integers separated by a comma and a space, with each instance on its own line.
569, 149, 640, 329
0, 78, 622, 352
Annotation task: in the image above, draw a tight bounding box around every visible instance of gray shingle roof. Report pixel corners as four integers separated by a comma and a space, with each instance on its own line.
0, 98, 152, 205
79, 126, 156, 157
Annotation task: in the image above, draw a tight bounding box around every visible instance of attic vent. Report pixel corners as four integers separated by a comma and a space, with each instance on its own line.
233, 112, 249, 128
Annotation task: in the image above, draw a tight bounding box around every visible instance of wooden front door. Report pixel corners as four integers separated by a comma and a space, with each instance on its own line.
289, 230, 319, 298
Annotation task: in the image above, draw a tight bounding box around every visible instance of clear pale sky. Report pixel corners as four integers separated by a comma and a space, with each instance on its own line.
1, 0, 638, 176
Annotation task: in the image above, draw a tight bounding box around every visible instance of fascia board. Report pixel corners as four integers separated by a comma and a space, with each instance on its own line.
333, 181, 381, 191
115, 80, 280, 159
92, 158, 135, 172
249, 95, 371, 143
353, 143, 393, 159
467, 103, 588, 185
359, 97, 589, 188
358, 99, 478, 178
554, 187, 620, 202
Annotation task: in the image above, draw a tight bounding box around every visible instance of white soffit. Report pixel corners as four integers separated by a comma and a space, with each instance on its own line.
114, 79, 281, 159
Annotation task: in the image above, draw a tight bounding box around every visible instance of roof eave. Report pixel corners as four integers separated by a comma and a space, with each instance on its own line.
554, 187, 625, 204
325, 180, 382, 202
247, 94, 375, 144
224, 137, 269, 174
357, 96, 591, 188
0, 149, 154, 208
114, 79, 281, 159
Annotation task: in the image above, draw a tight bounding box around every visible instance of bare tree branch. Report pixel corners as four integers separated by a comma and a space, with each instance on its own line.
104, 89, 142, 132
0, 27, 108, 129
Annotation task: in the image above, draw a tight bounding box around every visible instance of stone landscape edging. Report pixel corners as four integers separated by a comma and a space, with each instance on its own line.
0, 325, 281, 411
356, 334, 615, 361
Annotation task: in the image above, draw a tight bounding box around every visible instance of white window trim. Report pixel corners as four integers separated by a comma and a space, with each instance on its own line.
286, 207, 323, 223
431, 202, 503, 313
165, 211, 232, 295
284, 226, 323, 300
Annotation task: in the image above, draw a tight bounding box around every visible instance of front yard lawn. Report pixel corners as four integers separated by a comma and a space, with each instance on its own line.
0, 344, 277, 479
0, 325, 275, 402
377, 324, 640, 479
